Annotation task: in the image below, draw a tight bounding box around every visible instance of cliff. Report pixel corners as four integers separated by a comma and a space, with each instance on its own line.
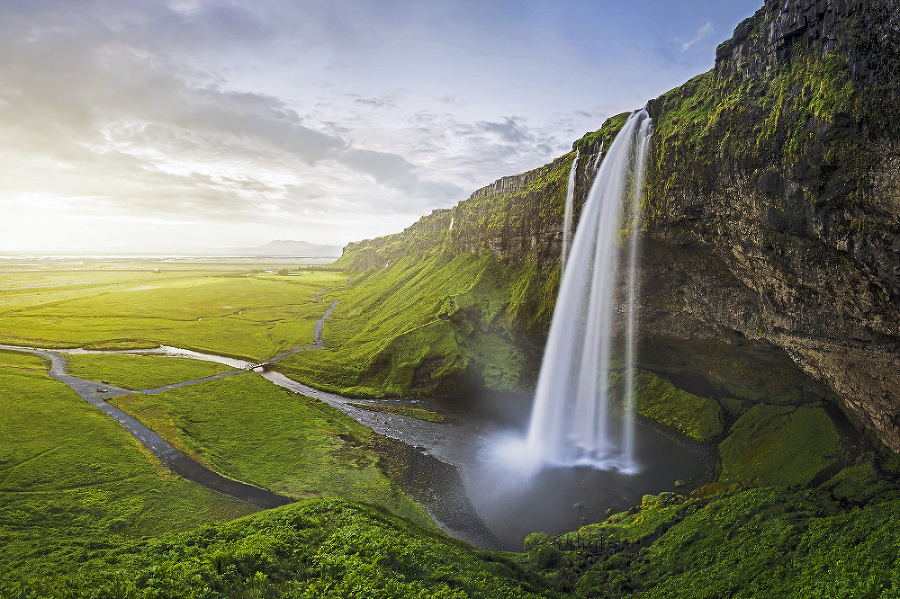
335, 0, 900, 450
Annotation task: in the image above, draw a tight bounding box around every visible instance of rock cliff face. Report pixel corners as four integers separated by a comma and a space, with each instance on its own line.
339, 0, 900, 449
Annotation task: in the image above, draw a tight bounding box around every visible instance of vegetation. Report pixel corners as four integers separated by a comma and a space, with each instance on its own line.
0, 269, 347, 360
65, 353, 233, 390
621, 369, 724, 442
5, 5, 900, 594
107, 374, 433, 527
0, 349, 258, 582
275, 251, 539, 398
714, 404, 841, 489
3, 498, 562, 599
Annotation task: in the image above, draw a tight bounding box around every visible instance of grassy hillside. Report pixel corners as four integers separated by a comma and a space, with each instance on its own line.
7, 484, 900, 598
275, 251, 547, 398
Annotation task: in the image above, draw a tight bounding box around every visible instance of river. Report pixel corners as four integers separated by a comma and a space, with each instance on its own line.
0, 298, 705, 550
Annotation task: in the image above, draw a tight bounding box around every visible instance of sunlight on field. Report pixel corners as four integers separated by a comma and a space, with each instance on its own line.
0, 258, 347, 359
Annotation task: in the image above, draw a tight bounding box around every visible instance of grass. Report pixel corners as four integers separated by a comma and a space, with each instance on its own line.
3, 498, 561, 599
106, 373, 434, 528
616, 370, 724, 442
0, 268, 347, 360
0, 349, 258, 581
583, 487, 900, 599
12, 485, 900, 598
576, 493, 701, 545
65, 353, 233, 390
276, 251, 537, 398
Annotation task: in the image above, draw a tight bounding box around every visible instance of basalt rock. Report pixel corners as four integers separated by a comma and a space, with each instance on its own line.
339, 0, 900, 450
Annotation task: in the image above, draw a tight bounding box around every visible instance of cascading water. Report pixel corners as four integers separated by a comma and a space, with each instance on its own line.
592, 142, 604, 173
561, 149, 579, 277
525, 109, 652, 473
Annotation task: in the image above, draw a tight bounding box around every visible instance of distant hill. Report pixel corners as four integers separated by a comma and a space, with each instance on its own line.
243, 240, 343, 257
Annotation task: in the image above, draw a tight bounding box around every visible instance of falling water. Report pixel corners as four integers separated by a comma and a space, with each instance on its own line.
592, 142, 604, 173
525, 109, 652, 473
561, 149, 580, 277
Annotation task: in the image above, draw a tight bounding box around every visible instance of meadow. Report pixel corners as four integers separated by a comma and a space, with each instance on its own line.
0, 258, 435, 589
0, 259, 347, 359
106, 373, 433, 527
0, 349, 258, 581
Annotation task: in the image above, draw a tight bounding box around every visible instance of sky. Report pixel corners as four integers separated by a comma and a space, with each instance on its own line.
0, 0, 762, 253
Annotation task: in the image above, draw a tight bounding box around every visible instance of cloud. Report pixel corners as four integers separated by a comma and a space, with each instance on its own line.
477, 116, 533, 144
681, 21, 713, 52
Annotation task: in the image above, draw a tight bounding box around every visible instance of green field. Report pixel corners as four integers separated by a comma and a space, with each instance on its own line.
107, 373, 434, 528
65, 353, 234, 390
0, 266, 347, 359
0, 349, 259, 580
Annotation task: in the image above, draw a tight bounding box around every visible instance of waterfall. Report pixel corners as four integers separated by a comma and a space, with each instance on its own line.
561, 149, 579, 277
525, 109, 652, 473
592, 142, 604, 173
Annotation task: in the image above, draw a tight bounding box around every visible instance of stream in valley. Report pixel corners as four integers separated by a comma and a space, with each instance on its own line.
2, 338, 704, 550
2, 294, 705, 550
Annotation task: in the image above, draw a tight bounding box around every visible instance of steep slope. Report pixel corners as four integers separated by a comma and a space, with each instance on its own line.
328, 0, 900, 453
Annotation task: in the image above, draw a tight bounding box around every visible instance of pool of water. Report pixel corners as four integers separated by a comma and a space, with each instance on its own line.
290, 389, 709, 551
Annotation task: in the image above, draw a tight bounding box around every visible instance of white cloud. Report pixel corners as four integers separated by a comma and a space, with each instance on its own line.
681, 21, 714, 52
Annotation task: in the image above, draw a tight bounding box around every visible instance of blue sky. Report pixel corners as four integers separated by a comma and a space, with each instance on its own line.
0, 0, 761, 252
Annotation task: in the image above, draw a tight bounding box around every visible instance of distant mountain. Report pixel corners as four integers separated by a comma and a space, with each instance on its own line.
245, 240, 344, 257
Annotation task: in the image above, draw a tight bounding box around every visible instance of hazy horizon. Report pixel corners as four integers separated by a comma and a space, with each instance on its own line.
1, 0, 761, 254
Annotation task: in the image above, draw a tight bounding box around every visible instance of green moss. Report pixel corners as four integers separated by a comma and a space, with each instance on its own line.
619, 487, 900, 599
578, 493, 699, 544
573, 112, 630, 155
717, 404, 841, 487
818, 461, 898, 503
627, 370, 724, 442
645, 39, 879, 224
